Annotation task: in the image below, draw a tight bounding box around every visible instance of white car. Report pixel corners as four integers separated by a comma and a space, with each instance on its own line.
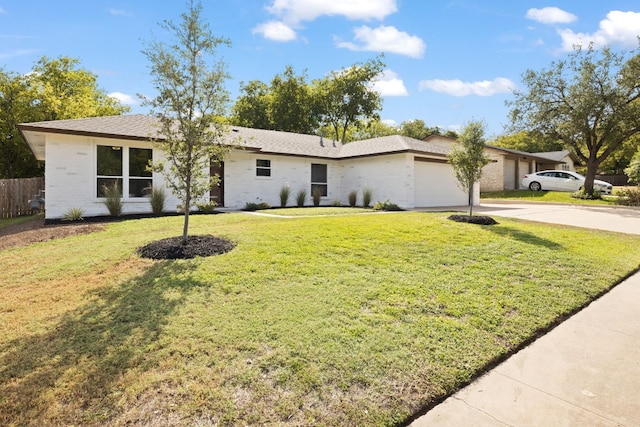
521, 170, 613, 194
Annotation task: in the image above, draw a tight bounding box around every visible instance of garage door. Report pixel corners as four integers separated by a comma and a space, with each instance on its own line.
414, 161, 468, 207
504, 159, 516, 190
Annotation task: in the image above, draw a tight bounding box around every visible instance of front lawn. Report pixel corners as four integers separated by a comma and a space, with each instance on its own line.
481, 189, 618, 205
1, 212, 639, 425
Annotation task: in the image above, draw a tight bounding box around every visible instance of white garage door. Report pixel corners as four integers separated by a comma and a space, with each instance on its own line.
414, 161, 468, 207
504, 159, 516, 190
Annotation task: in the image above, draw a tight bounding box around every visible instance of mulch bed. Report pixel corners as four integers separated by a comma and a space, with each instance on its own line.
137, 235, 236, 260
448, 214, 498, 225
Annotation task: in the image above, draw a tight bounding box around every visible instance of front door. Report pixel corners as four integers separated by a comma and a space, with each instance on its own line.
210, 161, 224, 206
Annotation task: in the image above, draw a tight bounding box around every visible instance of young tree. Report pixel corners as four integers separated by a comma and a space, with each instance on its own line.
508, 45, 640, 195
314, 56, 385, 143
448, 121, 490, 217
143, 0, 231, 244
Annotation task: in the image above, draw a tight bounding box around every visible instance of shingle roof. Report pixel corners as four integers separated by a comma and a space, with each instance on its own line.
533, 150, 572, 162
19, 114, 451, 160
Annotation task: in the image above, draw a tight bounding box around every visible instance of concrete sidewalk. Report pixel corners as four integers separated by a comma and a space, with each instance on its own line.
411, 203, 640, 426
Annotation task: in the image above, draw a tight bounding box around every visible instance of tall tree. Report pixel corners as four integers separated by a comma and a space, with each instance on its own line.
269, 66, 317, 134
508, 45, 640, 195
491, 131, 563, 153
30, 56, 129, 121
448, 121, 490, 217
0, 57, 129, 178
143, 0, 231, 244
0, 70, 39, 178
314, 56, 385, 143
230, 80, 271, 129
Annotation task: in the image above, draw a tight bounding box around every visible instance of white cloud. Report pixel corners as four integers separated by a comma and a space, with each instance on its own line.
558, 10, 640, 51
381, 119, 397, 127
252, 21, 297, 41
0, 48, 38, 59
109, 92, 139, 106
255, 0, 397, 41
371, 69, 408, 96
526, 7, 577, 24
109, 8, 132, 16
336, 25, 425, 58
266, 0, 397, 23
418, 77, 515, 97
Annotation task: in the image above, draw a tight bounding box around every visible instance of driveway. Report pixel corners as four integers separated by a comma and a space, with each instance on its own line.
474, 202, 640, 235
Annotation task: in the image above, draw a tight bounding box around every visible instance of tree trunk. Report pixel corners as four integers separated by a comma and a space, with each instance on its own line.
182, 181, 191, 245
468, 183, 474, 217
584, 159, 598, 195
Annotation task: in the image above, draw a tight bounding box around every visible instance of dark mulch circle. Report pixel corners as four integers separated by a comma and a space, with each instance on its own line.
448, 214, 498, 225
138, 235, 236, 260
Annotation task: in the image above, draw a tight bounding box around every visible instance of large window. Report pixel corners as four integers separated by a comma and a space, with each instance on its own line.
311, 163, 327, 197
256, 159, 271, 177
97, 145, 152, 198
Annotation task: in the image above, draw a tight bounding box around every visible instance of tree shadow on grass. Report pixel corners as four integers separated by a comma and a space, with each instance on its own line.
486, 225, 563, 249
0, 260, 202, 425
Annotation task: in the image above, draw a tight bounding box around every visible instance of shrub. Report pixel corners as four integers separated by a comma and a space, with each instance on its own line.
348, 190, 357, 207
196, 200, 217, 212
102, 182, 122, 216
279, 184, 291, 207
372, 200, 403, 211
571, 188, 601, 200
295, 188, 306, 207
362, 187, 373, 208
332, 200, 342, 207
312, 187, 322, 207
149, 186, 166, 214
243, 201, 270, 211
615, 187, 640, 206
62, 207, 85, 221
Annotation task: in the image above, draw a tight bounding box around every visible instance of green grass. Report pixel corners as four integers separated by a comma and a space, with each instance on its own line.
0, 214, 42, 230
1, 212, 640, 425
481, 190, 619, 205
256, 207, 377, 216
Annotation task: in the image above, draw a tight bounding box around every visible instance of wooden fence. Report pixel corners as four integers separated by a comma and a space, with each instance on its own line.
0, 177, 45, 219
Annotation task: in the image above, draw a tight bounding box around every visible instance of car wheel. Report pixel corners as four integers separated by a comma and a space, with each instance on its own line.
529, 181, 542, 191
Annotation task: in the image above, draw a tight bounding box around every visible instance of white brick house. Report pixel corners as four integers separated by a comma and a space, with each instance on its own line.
19, 115, 476, 219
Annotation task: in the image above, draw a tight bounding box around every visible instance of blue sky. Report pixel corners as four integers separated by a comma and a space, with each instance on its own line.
2, 1, 640, 138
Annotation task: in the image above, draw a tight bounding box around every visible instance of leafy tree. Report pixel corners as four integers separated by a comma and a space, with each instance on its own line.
0, 69, 40, 178
143, 0, 231, 244
348, 119, 398, 141
448, 121, 490, 217
230, 80, 270, 129
624, 144, 640, 184
0, 57, 129, 178
508, 45, 640, 195
491, 131, 563, 153
30, 56, 129, 121
269, 66, 317, 133
314, 56, 385, 143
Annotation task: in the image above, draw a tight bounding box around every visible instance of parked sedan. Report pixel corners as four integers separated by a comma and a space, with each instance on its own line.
521, 170, 613, 194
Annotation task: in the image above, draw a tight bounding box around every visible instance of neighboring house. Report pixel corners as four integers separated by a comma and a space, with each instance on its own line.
533, 150, 581, 172
423, 135, 577, 192
18, 114, 476, 219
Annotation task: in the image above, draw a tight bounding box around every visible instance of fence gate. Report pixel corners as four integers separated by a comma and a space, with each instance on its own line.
0, 177, 45, 219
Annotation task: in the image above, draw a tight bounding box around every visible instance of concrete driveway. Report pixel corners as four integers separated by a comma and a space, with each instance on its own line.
469, 202, 640, 234
410, 201, 640, 426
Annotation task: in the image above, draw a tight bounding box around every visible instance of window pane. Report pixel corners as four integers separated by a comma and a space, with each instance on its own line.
311, 184, 327, 197
256, 159, 271, 168
256, 168, 271, 177
129, 148, 152, 177
129, 178, 153, 198
97, 145, 122, 176
311, 164, 327, 183
97, 178, 123, 197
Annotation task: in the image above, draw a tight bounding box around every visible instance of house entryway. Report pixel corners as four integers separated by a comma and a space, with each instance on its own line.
210, 161, 224, 206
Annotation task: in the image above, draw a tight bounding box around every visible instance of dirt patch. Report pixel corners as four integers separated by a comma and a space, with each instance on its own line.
0, 219, 104, 251
138, 235, 236, 260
